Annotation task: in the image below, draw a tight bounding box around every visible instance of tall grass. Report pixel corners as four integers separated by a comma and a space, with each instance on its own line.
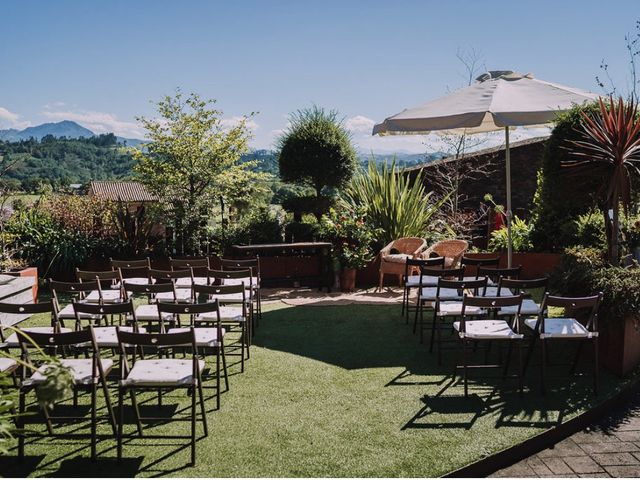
339, 158, 450, 244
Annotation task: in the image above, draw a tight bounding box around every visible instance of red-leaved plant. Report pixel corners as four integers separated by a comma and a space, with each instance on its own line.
564, 96, 640, 264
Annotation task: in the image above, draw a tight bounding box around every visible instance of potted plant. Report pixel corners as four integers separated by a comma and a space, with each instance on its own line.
321, 207, 377, 292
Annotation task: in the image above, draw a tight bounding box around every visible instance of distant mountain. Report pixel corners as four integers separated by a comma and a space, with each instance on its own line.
0, 120, 145, 147
357, 151, 446, 168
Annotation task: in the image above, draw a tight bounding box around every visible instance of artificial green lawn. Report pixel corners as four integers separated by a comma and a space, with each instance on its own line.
0, 300, 630, 477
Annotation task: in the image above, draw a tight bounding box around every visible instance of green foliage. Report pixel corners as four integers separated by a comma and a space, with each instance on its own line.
340, 159, 450, 245
549, 246, 607, 296
572, 211, 607, 249
321, 207, 379, 269
212, 206, 284, 255
0, 134, 134, 191
134, 91, 268, 255
277, 106, 357, 218
487, 216, 533, 253
530, 103, 602, 251
284, 220, 321, 242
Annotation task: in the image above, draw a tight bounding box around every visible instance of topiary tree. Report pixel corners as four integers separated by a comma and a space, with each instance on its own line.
277, 106, 357, 220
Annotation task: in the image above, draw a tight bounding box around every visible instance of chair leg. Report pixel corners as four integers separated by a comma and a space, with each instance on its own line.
221, 341, 229, 391
463, 339, 468, 398
191, 383, 196, 466
101, 376, 117, 435
437, 316, 443, 366
594, 337, 599, 396
197, 370, 208, 436
130, 390, 143, 436
18, 389, 25, 459
378, 271, 383, 291
518, 340, 524, 396
524, 334, 537, 372
216, 348, 221, 410
117, 387, 124, 462
540, 338, 547, 395
413, 299, 420, 334
402, 285, 407, 317
429, 310, 437, 352
91, 384, 97, 462
240, 323, 246, 373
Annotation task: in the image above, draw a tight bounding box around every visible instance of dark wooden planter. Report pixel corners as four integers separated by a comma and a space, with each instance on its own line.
601, 316, 640, 377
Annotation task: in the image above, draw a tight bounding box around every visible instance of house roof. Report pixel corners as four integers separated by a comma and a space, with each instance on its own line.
89, 181, 158, 202
403, 135, 549, 172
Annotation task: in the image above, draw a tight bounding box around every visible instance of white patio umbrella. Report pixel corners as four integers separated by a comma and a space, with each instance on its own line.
373, 71, 599, 266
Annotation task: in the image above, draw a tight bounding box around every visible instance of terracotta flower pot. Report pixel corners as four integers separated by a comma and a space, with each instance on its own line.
340, 268, 357, 293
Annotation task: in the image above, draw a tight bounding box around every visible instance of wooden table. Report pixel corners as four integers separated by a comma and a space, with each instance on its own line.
232, 242, 333, 291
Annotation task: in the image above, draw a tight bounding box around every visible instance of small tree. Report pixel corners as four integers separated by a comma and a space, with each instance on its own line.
277, 106, 357, 220
564, 96, 640, 264
133, 91, 266, 254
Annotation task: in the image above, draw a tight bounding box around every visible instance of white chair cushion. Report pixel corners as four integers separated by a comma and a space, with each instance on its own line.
437, 302, 484, 317
453, 320, 523, 340
156, 289, 192, 302
58, 303, 102, 320
420, 287, 462, 300
85, 290, 130, 303
167, 327, 225, 347
117, 277, 153, 288
499, 299, 540, 316
196, 306, 245, 322
0, 357, 17, 373
5, 327, 72, 348
93, 326, 145, 347
134, 304, 174, 321
406, 275, 439, 287
175, 277, 208, 286
208, 292, 249, 304
482, 287, 514, 297
27, 358, 113, 385
463, 276, 496, 286
223, 277, 259, 290
524, 317, 595, 339
122, 359, 205, 387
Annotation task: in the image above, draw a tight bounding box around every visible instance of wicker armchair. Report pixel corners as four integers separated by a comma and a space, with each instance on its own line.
422, 239, 469, 268
378, 237, 427, 290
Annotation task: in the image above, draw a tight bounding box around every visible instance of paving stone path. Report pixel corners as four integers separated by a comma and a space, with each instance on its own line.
491, 388, 640, 477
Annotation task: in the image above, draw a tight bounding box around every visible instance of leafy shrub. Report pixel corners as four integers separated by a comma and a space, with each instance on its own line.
212, 207, 284, 255
340, 159, 449, 245
549, 246, 606, 295
487, 216, 533, 253
571, 211, 607, 249
321, 207, 379, 269
530, 103, 601, 251
285, 220, 321, 242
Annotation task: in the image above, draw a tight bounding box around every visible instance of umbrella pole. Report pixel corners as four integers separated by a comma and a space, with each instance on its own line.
505, 126, 513, 268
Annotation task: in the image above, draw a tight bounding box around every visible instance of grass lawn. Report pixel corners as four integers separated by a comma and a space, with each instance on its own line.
0, 300, 631, 477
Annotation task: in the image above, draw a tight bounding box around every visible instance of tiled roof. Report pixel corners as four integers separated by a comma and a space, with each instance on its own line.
89, 181, 158, 202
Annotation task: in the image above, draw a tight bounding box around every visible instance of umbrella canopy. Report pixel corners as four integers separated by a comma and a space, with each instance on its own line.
372, 71, 599, 265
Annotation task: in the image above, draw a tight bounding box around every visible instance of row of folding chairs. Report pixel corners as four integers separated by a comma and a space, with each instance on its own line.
0, 291, 245, 464
400, 256, 602, 397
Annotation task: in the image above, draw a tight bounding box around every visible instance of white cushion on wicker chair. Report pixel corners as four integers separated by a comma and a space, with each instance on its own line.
453, 320, 523, 340
93, 326, 146, 347
167, 327, 225, 347
5, 327, 72, 348
524, 317, 596, 339
27, 358, 113, 385
196, 306, 245, 322
385, 254, 410, 264
134, 304, 175, 321
0, 357, 17, 373
122, 358, 205, 387
499, 299, 541, 316
437, 302, 484, 316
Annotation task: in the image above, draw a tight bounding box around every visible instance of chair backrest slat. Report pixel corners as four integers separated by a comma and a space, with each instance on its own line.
110, 258, 151, 269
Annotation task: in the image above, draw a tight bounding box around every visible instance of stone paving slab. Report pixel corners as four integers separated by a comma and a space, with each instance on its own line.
490, 389, 640, 478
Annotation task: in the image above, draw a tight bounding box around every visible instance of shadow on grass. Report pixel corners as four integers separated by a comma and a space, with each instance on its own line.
0, 455, 45, 477
49, 456, 144, 477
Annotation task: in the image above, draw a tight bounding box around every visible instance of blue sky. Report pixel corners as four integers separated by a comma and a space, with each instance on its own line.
1, 0, 637, 153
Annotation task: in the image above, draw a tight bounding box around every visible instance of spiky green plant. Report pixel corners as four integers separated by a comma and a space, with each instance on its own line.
339, 158, 450, 244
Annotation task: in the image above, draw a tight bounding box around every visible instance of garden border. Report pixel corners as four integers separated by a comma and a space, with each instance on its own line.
444, 374, 640, 478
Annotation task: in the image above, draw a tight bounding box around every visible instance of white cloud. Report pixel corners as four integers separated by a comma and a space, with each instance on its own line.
220, 116, 259, 133
344, 115, 376, 133
41, 108, 144, 138
0, 107, 31, 129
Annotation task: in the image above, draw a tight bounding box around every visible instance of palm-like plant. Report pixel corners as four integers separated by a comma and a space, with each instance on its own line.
564, 96, 640, 263
339, 158, 450, 245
